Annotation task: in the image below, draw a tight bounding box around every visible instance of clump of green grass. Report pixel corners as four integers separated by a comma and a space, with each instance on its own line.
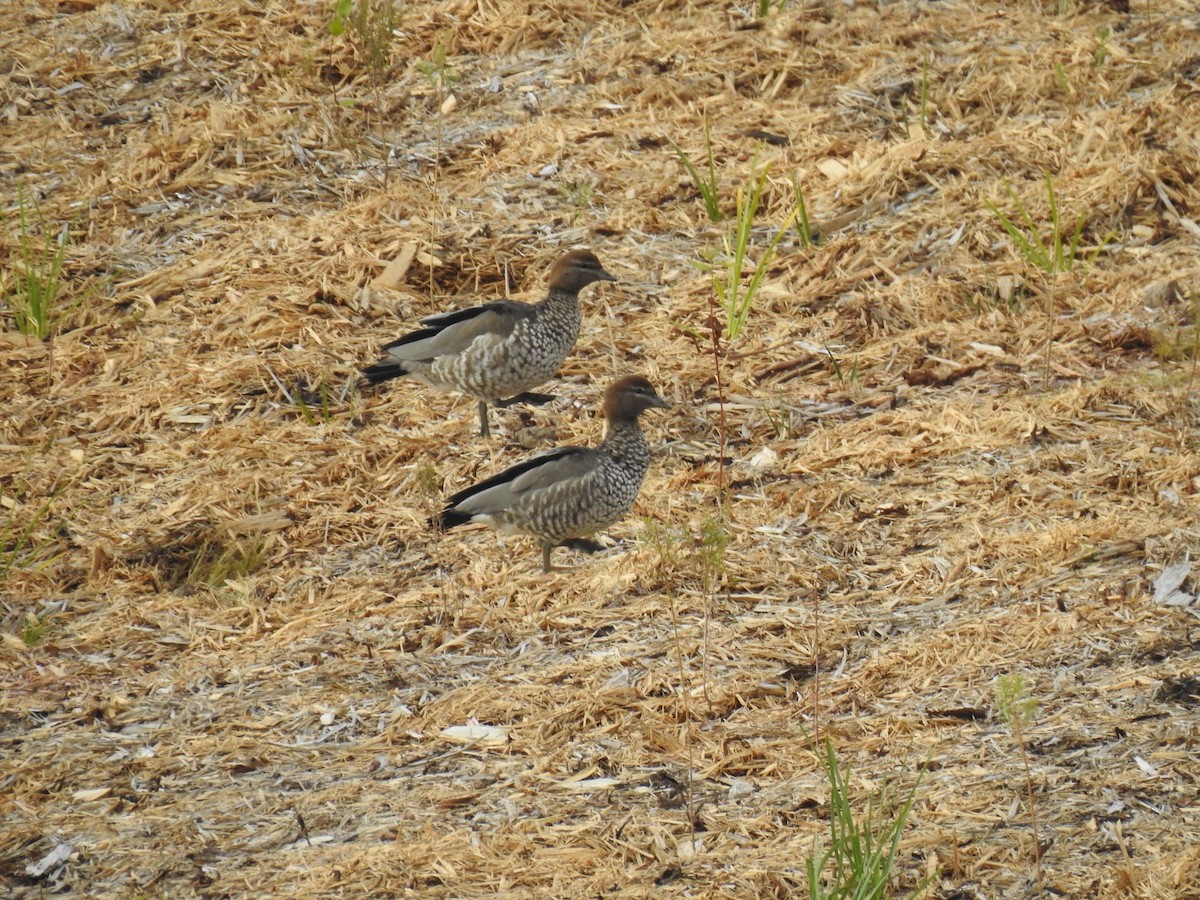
897, 53, 934, 139
187, 537, 269, 589
822, 342, 860, 387
917, 53, 931, 134
709, 158, 800, 340
763, 399, 797, 440
558, 181, 595, 216
3, 184, 73, 340
806, 738, 927, 899
691, 149, 805, 498
676, 119, 723, 223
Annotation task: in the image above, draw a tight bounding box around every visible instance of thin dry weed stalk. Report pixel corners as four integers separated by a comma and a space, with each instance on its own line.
994, 673, 1043, 895
706, 291, 730, 503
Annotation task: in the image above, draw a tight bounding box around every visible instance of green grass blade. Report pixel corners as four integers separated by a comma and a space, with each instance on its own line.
1043, 171, 1067, 271
1067, 211, 1085, 270
676, 146, 721, 223
703, 119, 720, 221
675, 119, 722, 223
792, 174, 816, 247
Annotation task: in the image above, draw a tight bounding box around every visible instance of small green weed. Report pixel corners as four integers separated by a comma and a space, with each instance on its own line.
987, 172, 1112, 382
986, 172, 1107, 275
1053, 61, 1073, 97
22, 613, 49, 647
972, 276, 1026, 313
643, 516, 729, 592
696, 515, 728, 593
806, 738, 927, 899
643, 517, 686, 575
1094, 27, 1111, 69
676, 119, 723, 223
1152, 328, 1199, 363
415, 462, 441, 497
263, 365, 336, 424
330, 0, 401, 86
416, 33, 459, 87
329, 0, 353, 35
1151, 293, 1200, 406
994, 673, 1037, 731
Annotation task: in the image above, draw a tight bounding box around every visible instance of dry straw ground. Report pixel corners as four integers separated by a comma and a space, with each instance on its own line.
3, 0, 1200, 896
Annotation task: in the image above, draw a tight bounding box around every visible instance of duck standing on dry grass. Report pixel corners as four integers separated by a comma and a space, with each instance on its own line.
362, 250, 616, 437
437, 375, 670, 572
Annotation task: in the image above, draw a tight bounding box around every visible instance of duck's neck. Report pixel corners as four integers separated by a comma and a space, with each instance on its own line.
601, 418, 649, 460
540, 287, 580, 308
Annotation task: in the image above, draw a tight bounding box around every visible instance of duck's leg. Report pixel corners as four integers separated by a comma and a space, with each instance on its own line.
541, 541, 553, 573
477, 399, 491, 438
495, 392, 557, 408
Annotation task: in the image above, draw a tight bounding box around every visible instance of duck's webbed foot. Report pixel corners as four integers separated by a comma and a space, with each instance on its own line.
559, 538, 605, 555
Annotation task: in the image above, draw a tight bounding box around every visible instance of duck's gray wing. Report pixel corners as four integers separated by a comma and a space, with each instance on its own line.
383, 300, 531, 362
446, 446, 599, 517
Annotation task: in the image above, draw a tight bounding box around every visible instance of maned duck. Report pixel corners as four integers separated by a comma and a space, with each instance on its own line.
362, 250, 616, 437
437, 375, 670, 572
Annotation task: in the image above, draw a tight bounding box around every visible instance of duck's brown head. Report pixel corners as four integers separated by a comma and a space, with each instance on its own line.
602, 375, 671, 424
547, 250, 617, 295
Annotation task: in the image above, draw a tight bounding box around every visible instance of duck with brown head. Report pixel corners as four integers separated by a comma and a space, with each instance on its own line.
437, 376, 671, 572
362, 250, 616, 437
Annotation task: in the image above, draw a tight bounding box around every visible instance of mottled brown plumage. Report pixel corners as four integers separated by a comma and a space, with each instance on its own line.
362, 250, 615, 436
438, 376, 671, 572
